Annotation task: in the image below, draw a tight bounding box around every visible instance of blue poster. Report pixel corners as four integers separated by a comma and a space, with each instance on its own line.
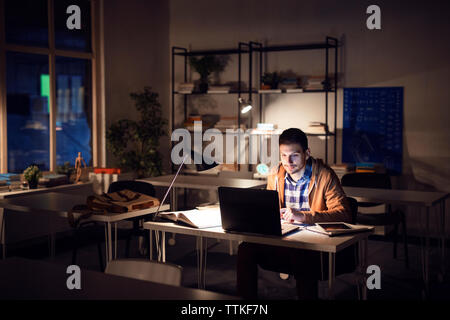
342, 87, 403, 174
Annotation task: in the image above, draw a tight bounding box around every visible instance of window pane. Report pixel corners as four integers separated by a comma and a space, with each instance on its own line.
5, 0, 49, 47
54, 0, 91, 52
55, 57, 92, 167
6, 52, 50, 173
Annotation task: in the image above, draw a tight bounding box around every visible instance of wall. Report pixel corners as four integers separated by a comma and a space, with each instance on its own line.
103, 0, 171, 174
169, 0, 450, 234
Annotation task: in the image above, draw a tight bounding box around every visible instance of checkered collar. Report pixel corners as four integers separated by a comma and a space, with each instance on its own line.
285, 157, 313, 185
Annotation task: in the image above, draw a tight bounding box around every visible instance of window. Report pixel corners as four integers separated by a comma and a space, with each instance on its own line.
1, 0, 99, 173
6, 52, 50, 172
55, 56, 92, 166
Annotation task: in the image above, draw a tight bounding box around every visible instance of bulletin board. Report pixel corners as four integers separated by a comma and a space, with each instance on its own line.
342, 87, 403, 174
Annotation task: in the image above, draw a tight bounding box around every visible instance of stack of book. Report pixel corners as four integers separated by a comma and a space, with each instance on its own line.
214, 116, 239, 131
304, 76, 325, 90
330, 163, 354, 180
0, 173, 21, 192
38, 174, 68, 187
207, 85, 230, 94
305, 122, 328, 135
177, 82, 195, 94
355, 162, 386, 173
278, 77, 299, 91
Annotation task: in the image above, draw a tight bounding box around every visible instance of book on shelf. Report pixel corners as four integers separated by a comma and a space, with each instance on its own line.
207, 85, 230, 94
38, 174, 68, 187
355, 162, 386, 173
156, 208, 222, 229
330, 163, 354, 180
207, 90, 229, 94
177, 82, 195, 94
285, 88, 304, 93
258, 89, 282, 94
305, 122, 328, 134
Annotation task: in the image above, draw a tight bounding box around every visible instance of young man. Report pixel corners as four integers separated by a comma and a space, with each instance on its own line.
237, 128, 352, 299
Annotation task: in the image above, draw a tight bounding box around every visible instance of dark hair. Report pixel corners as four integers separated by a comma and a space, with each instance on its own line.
279, 128, 308, 151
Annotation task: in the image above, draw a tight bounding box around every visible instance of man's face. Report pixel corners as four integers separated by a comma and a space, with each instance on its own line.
280, 143, 309, 175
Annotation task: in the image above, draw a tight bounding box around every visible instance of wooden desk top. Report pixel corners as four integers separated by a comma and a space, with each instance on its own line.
0, 192, 169, 223
144, 221, 372, 253
138, 175, 266, 190
343, 186, 449, 207
0, 257, 237, 300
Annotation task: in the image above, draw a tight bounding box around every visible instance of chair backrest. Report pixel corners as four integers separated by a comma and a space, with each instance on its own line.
108, 180, 155, 197
341, 173, 391, 209
341, 172, 391, 189
219, 171, 253, 179
105, 259, 183, 286
346, 197, 358, 224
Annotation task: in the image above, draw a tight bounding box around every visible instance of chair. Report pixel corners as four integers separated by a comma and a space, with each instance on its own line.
341, 172, 409, 268
107, 180, 156, 258
105, 259, 183, 286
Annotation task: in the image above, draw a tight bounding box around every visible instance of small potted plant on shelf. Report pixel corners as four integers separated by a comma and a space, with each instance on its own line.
23, 165, 42, 189
189, 55, 230, 93
261, 72, 280, 89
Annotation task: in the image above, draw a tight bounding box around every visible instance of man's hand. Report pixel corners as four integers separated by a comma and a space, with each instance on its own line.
280, 207, 306, 223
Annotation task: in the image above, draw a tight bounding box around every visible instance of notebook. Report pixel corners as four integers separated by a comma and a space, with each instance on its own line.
308, 222, 374, 236
218, 187, 299, 237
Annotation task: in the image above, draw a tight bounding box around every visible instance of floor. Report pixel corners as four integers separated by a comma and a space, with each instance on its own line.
3, 225, 450, 300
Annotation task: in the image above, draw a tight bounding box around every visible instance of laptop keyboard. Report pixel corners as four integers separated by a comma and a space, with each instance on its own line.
281, 223, 299, 235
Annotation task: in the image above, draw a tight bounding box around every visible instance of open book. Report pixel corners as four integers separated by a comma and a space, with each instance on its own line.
156, 208, 222, 229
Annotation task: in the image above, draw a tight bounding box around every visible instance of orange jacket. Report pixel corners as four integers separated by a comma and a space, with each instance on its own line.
267, 157, 351, 224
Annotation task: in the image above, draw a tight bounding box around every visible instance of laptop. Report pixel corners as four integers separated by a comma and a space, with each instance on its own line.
218, 187, 299, 236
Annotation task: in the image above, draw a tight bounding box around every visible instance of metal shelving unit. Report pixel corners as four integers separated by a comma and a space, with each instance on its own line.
171, 36, 339, 170
247, 36, 339, 164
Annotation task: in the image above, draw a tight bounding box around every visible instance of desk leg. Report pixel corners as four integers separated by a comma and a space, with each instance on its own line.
362, 239, 368, 300
114, 222, 118, 260
0, 208, 5, 259
420, 207, 430, 298
161, 231, 166, 263
328, 252, 335, 300
104, 224, 109, 262
107, 222, 113, 262
149, 230, 153, 261
439, 200, 446, 282
196, 236, 207, 289
425, 207, 430, 296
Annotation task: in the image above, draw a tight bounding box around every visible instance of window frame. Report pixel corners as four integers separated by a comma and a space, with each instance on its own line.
0, 0, 103, 173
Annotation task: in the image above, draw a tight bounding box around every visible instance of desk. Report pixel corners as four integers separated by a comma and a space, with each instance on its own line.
0, 192, 169, 262
138, 175, 266, 210
0, 182, 93, 259
0, 257, 236, 300
143, 220, 373, 299
343, 186, 449, 296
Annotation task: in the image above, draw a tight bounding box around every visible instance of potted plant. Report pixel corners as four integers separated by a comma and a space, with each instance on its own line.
23, 165, 42, 189
106, 87, 167, 178
189, 55, 230, 93
261, 72, 280, 89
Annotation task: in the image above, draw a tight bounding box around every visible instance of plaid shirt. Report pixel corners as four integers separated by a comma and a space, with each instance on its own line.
284, 158, 312, 211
